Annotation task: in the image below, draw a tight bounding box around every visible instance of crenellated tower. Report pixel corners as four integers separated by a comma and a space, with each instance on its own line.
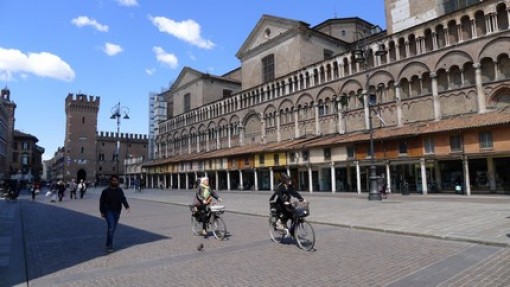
64, 93, 100, 182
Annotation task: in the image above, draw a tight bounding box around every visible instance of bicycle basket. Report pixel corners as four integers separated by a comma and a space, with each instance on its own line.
210, 205, 225, 213
294, 201, 310, 217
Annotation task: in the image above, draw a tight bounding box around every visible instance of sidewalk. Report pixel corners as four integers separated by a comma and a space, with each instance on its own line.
125, 188, 510, 247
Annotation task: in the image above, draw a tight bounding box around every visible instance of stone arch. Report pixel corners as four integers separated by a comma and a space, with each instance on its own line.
295, 93, 314, 106
278, 99, 294, 111
339, 79, 363, 94
369, 70, 395, 87
434, 50, 474, 71
488, 85, 510, 109
478, 37, 510, 62
316, 86, 336, 102
398, 62, 431, 80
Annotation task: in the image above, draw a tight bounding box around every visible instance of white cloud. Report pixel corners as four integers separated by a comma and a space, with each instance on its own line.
116, 0, 138, 7
71, 16, 109, 32
0, 48, 75, 82
103, 43, 123, 56
149, 16, 215, 49
145, 68, 156, 75
152, 46, 178, 69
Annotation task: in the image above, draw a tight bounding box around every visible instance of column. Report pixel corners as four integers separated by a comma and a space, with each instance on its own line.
363, 89, 370, 130
294, 110, 299, 138
227, 125, 232, 148
188, 135, 191, 154
308, 165, 313, 193
331, 163, 336, 193
216, 128, 220, 149
177, 173, 181, 189
494, 61, 499, 81
395, 82, 403, 127
471, 19, 477, 38
314, 103, 320, 135
420, 158, 428, 195
430, 72, 441, 121
170, 173, 173, 189
254, 168, 259, 191
239, 125, 244, 146
463, 155, 471, 196
432, 32, 438, 50
206, 132, 210, 152
238, 170, 243, 190
269, 167, 274, 192
460, 69, 465, 86
185, 173, 189, 190
226, 171, 231, 191
473, 63, 487, 113
215, 171, 219, 191
196, 134, 200, 152
457, 24, 463, 42
395, 43, 401, 61
261, 113, 268, 144
385, 163, 391, 193
338, 101, 346, 134
487, 157, 496, 192
355, 161, 361, 194
286, 166, 291, 176
276, 113, 281, 142
163, 174, 167, 189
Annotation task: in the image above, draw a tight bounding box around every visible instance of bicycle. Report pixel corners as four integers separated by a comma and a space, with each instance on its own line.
190, 203, 227, 241
269, 201, 315, 251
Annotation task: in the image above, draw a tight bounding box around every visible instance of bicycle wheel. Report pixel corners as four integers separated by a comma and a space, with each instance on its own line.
210, 216, 227, 240
268, 216, 285, 243
191, 214, 202, 236
294, 220, 315, 251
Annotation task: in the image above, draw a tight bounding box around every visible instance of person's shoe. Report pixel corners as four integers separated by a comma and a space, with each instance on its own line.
275, 219, 285, 230
199, 230, 208, 236
106, 245, 114, 252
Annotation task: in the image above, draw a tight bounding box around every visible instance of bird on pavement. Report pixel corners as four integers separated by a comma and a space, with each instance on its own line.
197, 243, 204, 251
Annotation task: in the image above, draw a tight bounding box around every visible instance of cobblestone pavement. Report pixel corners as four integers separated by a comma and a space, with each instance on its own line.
0, 188, 509, 287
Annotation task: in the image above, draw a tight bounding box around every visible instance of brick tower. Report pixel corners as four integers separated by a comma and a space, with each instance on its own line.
64, 93, 100, 183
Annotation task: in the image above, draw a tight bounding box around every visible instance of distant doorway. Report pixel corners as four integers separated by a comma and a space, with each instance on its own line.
77, 169, 87, 183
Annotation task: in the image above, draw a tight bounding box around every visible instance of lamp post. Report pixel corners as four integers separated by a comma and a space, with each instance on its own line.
351, 31, 387, 201
110, 102, 130, 177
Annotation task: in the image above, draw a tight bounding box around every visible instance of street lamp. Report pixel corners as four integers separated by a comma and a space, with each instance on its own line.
351, 31, 387, 201
110, 102, 130, 176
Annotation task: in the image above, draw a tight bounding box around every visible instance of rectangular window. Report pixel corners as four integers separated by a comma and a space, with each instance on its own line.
450, 135, 463, 152
347, 147, 356, 159
262, 54, 275, 83
479, 131, 493, 149
290, 152, 296, 163
424, 137, 435, 154
323, 49, 333, 60
22, 142, 30, 150
223, 89, 232, 99
244, 158, 250, 166
274, 154, 279, 166
398, 142, 408, 155
302, 150, 309, 161
324, 148, 331, 160
259, 154, 265, 165
184, 93, 191, 113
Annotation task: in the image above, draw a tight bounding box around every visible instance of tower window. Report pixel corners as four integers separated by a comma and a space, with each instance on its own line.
82, 117, 85, 123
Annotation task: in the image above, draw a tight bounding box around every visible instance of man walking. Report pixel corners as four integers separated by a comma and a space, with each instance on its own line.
99, 175, 130, 252
69, 179, 77, 199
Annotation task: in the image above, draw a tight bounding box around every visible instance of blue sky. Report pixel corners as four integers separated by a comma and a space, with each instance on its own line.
0, 0, 386, 160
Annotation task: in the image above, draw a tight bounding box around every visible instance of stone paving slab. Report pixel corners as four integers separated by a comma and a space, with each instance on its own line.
123, 188, 510, 247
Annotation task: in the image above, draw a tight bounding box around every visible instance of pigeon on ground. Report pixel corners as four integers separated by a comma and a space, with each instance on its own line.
197, 243, 204, 251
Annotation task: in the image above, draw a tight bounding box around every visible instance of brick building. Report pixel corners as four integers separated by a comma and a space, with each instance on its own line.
58, 93, 148, 185
146, 0, 510, 195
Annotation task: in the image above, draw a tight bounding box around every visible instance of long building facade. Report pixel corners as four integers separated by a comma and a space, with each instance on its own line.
145, 0, 510, 195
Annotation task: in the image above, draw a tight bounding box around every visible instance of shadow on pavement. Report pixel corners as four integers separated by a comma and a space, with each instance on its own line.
10, 198, 169, 286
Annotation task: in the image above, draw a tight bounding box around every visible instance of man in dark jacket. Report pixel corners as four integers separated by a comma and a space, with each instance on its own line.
270, 173, 305, 230
99, 175, 130, 252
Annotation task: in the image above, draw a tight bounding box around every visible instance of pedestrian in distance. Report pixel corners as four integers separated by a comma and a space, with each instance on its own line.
57, 180, 66, 202
78, 179, 87, 199
99, 175, 130, 253
69, 179, 78, 199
